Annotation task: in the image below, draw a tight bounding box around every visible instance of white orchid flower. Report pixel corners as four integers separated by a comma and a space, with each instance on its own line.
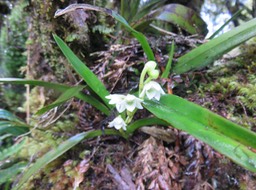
108, 115, 127, 130
140, 81, 165, 101
106, 94, 143, 113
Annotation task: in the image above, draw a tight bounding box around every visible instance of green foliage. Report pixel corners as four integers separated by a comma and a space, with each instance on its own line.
0, 1, 28, 78
12, 129, 120, 190
53, 34, 111, 107
0, 1, 28, 112
143, 94, 256, 172
173, 17, 256, 74
0, 109, 30, 188
2, 2, 256, 189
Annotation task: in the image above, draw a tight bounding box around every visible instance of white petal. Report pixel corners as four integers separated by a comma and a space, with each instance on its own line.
146, 90, 156, 100
141, 81, 165, 100
108, 115, 127, 130
106, 94, 125, 105
116, 102, 126, 113
125, 103, 136, 112
135, 101, 143, 109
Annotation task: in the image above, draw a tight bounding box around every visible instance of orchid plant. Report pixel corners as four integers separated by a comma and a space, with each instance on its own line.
2, 3, 256, 189
106, 61, 165, 131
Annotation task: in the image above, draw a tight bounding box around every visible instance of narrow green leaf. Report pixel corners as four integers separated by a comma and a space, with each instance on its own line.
161, 41, 175, 78
35, 85, 85, 115
13, 129, 120, 190
0, 78, 69, 92
143, 95, 256, 172
0, 162, 27, 185
53, 34, 110, 106
173, 18, 256, 74
54, 4, 155, 61
76, 92, 110, 115
0, 78, 110, 115
0, 121, 29, 136
0, 109, 24, 123
0, 138, 26, 160
126, 117, 168, 134
209, 8, 244, 39
159, 95, 256, 148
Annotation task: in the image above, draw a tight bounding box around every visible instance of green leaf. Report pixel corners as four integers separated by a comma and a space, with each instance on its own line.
12, 129, 120, 190
54, 4, 155, 61
133, 3, 208, 36
35, 85, 85, 115
0, 138, 26, 161
173, 18, 256, 74
0, 78, 110, 115
0, 109, 24, 123
126, 117, 168, 134
0, 78, 69, 92
161, 41, 175, 78
121, 0, 140, 22
0, 162, 27, 185
0, 121, 29, 136
53, 34, 110, 106
132, 0, 165, 23
155, 4, 208, 36
143, 94, 256, 172
209, 8, 244, 39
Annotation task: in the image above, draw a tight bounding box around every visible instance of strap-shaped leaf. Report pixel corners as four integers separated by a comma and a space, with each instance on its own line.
53, 34, 110, 106
0, 121, 29, 136
12, 129, 120, 190
35, 85, 84, 115
173, 18, 256, 74
0, 138, 26, 160
0, 162, 27, 185
0, 78, 110, 115
143, 94, 256, 172
0, 109, 24, 123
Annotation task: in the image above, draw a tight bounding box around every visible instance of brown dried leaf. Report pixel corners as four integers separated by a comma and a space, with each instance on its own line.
73, 159, 90, 189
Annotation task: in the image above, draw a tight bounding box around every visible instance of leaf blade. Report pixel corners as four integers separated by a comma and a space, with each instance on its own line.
173, 18, 256, 74
12, 129, 120, 190
143, 95, 256, 172
53, 34, 110, 106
